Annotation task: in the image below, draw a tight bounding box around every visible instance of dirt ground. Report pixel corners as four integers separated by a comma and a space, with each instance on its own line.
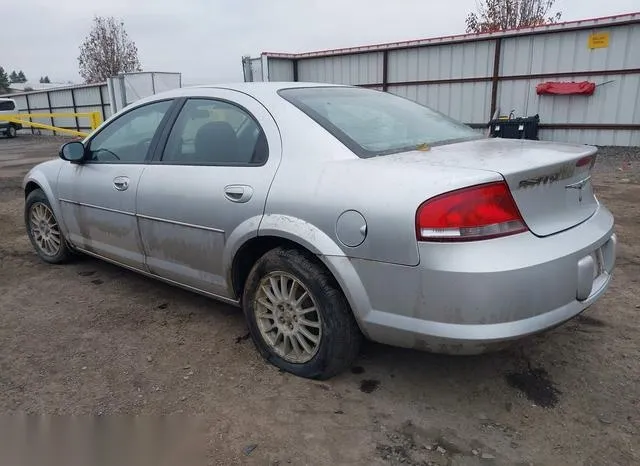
1, 135, 639, 465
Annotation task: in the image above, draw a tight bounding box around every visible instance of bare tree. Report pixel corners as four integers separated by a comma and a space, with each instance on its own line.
78, 16, 142, 83
466, 0, 562, 33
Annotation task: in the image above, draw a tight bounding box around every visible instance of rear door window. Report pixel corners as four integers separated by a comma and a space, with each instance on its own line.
160, 98, 268, 166
0, 100, 16, 111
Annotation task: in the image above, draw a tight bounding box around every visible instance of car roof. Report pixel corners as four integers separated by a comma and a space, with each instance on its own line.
129, 81, 355, 110
183, 82, 351, 102
188, 82, 345, 92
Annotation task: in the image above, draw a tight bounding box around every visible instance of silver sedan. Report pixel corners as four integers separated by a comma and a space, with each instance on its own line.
23, 83, 616, 379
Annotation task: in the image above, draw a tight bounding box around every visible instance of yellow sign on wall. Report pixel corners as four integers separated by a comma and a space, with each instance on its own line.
588, 32, 609, 49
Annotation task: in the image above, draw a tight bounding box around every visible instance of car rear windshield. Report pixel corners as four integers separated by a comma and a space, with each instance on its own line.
279, 87, 481, 158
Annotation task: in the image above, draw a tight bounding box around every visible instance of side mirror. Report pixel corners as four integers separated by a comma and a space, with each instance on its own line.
59, 141, 86, 163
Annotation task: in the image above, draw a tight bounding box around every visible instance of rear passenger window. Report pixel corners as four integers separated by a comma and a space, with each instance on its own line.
161, 99, 268, 165
0, 100, 16, 111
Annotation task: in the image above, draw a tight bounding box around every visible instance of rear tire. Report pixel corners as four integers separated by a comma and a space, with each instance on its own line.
25, 189, 72, 264
6, 125, 17, 138
243, 247, 362, 379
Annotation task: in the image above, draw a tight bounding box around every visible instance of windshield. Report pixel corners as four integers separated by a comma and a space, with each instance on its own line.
279, 87, 482, 158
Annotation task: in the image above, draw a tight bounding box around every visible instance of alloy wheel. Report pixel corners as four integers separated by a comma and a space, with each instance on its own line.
254, 272, 323, 363
29, 202, 62, 257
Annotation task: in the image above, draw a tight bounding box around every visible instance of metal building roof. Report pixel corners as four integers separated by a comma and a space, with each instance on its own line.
3, 81, 107, 98
262, 12, 640, 58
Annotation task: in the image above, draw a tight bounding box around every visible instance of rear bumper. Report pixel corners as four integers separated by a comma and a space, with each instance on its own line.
359, 269, 612, 354
331, 205, 616, 354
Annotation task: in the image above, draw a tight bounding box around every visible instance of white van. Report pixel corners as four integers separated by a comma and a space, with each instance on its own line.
0, 98, 22, 138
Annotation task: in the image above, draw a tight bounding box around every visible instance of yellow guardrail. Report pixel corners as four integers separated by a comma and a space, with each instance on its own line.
0, 111, 102, 137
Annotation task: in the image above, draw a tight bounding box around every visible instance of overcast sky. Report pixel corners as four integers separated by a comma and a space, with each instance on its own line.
3, 0, 638, 85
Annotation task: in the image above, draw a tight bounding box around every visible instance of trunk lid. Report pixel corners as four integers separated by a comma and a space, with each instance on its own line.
415, 138, 598, 237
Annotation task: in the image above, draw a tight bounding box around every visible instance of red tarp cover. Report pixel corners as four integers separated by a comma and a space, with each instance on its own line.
536, 81, 596, 96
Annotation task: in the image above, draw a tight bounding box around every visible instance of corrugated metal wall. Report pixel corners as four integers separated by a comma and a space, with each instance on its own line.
496, 23, 640, 146
8, 83, 110, 136
108, 72, 182, 112
386, 41, 495, 124
387, 42, 495, 81
298, 53, 384, 85
254, 15, 640, 146
390, 82, 493, 124
268, 59, 295, 81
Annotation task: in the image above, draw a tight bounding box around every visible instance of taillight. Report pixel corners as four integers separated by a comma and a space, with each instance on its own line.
576, 155, 596, 168
416, 181, 528, 242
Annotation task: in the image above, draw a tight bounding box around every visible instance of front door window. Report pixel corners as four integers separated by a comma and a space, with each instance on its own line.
87, 100, 173, 163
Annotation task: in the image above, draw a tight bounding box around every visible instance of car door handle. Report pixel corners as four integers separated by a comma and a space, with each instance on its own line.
224, 185, 253, 203
113, 176, 130, 191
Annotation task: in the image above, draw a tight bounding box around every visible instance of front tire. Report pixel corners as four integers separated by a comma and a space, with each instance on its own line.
243, 247, 362, 379
6, 125, 17, 138
25, 189, 72, 264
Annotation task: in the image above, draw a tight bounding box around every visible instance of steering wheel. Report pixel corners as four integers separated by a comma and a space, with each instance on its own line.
93, 148, 121, 161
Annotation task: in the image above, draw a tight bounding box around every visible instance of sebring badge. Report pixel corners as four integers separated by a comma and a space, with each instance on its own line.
519, 164, 575, 189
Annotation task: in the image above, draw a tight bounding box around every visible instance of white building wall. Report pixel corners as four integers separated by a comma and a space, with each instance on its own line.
268, 59, 294, 81
497, 23, 640, 146
6, 83, 110, 136
390, 81, 492, 124
388, 41, 495, 82
6, 72, 178, 135
298, 53, 383, 85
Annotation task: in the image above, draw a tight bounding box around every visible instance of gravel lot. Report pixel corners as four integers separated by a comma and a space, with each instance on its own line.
1, 135, 639, 465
